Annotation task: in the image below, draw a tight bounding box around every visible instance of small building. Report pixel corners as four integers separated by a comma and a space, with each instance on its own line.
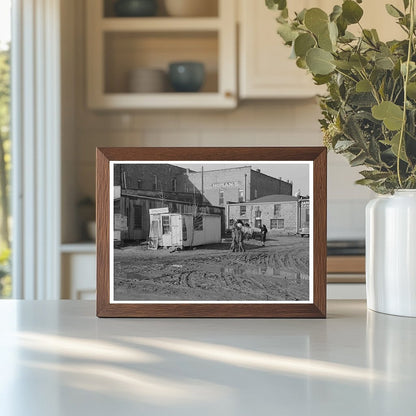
148, 208, 221, 249
114, 186, 224, 242
226, 194, 308, 235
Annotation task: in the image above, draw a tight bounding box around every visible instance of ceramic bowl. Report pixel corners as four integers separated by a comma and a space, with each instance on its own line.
114, 0, 158, 17
168, 62, 205, 92
128, 68, 167, 93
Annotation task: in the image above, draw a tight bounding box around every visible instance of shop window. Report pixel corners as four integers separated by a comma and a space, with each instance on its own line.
240, 205, 246, 216
193, 214, 203, 231
274, 204, 281, 217
134, 205, 142, 229
162, 215, 170, 234
219, 190, 224, 205
270, 219, 278, 229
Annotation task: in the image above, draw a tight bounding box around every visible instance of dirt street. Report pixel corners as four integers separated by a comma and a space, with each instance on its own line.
113, 236, 310, 301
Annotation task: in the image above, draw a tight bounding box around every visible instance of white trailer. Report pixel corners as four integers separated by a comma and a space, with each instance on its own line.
148, 209, 221, 249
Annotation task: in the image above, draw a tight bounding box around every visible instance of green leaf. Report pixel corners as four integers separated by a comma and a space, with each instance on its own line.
403, 0, 410, 10
342, 0, 364, 24
385, 4, 404, 18
318, 27, 334, 52
277, 23, 298, 43
407, 82, 416, 99
296, 57, 308, 69
304, 8, 329, 35
356, 79, 372, 92
294, 33, 316, 58
266, 0, 287, 11
350, 152, 368, 167
372, 101, 404, 131
333, 60, 353, 70
330, 5, 342, 22
382, 132, 409, 162
306, 48, 335, 75
350, 54, 368, 70
375, 55, 395, 70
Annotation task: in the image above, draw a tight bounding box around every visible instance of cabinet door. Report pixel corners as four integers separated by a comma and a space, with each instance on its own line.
239, 0, 326, 99
239, 0, 404, 99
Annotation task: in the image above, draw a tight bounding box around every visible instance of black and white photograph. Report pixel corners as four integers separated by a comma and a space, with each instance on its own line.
110, 161, 313, 303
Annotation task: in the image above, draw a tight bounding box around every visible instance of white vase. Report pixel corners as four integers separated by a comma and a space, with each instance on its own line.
366, 190, 416, 317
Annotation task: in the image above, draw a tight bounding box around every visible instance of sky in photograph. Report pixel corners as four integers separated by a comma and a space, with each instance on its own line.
175, 162, 310, 196
0, 0, 11, 49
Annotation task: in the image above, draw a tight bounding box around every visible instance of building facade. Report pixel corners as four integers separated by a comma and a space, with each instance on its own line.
226, 195, 309, 235
182, 166, 292, 207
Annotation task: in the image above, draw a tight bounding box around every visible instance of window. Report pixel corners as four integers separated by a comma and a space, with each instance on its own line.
254, 189, 258, 198
278, 219, 284, 229
219, 190, 224, 205
153, 175, 158, 190
0, 4, 11, 298
306, 209, 310, 222
255, 219, 262, 228
134, 205, 142, 228
255, 207, 261, 218
162, 215, 170, 234
270, 219, 278, 229
238, 189, 244, 202
274, 204, 281, 217
137, 179, 142, 189
240, 205, 246, 216
193, 214, 203, 231
171, 178, 177, 192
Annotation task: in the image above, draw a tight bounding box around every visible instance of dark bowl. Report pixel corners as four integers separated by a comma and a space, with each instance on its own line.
168, 62, 205, 93
114, 0, 158, 17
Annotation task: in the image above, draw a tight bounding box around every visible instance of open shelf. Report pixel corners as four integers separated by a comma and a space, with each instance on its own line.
101, 17, 221, 32
87, 0, 236, 109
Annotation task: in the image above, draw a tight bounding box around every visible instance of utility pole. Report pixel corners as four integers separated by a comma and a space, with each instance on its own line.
201, 165, 204, 205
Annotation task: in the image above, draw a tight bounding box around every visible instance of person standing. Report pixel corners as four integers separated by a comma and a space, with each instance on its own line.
261, 224, 268, 246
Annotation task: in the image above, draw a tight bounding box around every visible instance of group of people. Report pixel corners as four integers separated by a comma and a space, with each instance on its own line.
229, 220, 268, 252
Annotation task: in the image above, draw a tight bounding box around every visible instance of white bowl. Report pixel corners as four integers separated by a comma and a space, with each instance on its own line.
164, 0, 218, 17
128, 68, 167, 93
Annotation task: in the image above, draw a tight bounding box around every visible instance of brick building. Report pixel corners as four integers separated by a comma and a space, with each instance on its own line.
182, 166, 292, 207
226, 194, 308, 235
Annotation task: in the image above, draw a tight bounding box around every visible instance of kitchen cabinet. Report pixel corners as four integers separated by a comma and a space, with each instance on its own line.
238, 0, 325, 99
86, 0, 237, 109
238, 0, 404, 99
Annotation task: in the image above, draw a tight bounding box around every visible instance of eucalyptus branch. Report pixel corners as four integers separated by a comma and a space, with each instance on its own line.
397, 0, 415, 188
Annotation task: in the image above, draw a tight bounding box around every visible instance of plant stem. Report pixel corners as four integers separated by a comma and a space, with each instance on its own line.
397, 0, 415, 188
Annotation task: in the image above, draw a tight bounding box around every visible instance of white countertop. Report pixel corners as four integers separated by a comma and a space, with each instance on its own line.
0, 300, 415, 415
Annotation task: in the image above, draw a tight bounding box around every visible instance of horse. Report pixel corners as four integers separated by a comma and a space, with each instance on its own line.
230, 225, 245, 252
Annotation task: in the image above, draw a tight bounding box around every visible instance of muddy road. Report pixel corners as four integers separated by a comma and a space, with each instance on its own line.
114, 236, 310, 301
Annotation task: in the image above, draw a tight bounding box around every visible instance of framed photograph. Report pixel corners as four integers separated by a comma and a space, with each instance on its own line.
96, 147, 327, 317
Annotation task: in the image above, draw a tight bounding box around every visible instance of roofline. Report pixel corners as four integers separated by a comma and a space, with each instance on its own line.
186, 166, 252, 173
250, 168, 292, 185
226, 199, 297, 206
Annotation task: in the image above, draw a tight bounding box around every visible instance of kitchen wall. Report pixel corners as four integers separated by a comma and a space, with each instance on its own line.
61, 0, 374, 243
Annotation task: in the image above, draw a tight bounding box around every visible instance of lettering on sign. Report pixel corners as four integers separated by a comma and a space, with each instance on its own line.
211, 181, 242, 189
149, 207, 170, 215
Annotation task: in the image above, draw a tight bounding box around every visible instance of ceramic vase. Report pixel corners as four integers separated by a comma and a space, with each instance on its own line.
366, 190, 416, 317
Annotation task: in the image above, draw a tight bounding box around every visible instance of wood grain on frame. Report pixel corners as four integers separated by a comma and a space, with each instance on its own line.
96, 147, 327, 318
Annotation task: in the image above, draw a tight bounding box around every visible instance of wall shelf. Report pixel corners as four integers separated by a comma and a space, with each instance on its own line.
86, 0, 236, 109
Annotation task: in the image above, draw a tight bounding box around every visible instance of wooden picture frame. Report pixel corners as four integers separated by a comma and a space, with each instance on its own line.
96, 147, 327, 317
